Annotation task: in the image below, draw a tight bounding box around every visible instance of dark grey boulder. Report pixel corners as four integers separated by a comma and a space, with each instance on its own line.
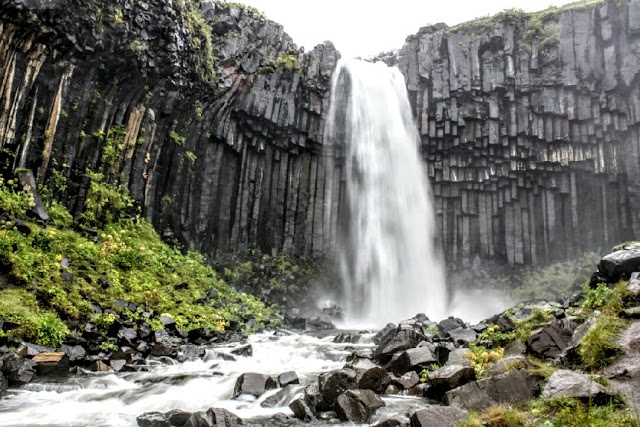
289, 397, 315, 421
277, 370, 299, 387
373, 323, 397, 345
32, 352, 69, 376
336, 389, 385, 423
317, 368, 356, 410
16, 342, 54, 357
233, 372, 276, 398
526, 319, 578, 359
410, 406, 468, 427
445, 348, 472, 366
541, 369, 616, 405
352, 359, 390, 393
117, 327, 138, 345
230, 344, 252, 357
426, 364, 476, 400
1, 354, 36, 384
303, 383, 324, 412
438, 317, 466, 334
372, 418, 407, 427
598, 245, 640, 282
396, 371, 420, 389
446, 327, 477, 345
374, 324, 425, 363
491, 355, 529, 375
0, 372, 7, 397
137, 411, 171, 427
110, 359, 127, 371
150, 330, 178, 357
61, 344, 87, 362
260, 384, 299, 408
183, 408, 243, 427
387, 347, 438, 376
444, 369, 543, 410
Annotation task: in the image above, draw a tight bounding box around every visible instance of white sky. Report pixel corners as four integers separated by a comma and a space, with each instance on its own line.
237, 0, 581, 58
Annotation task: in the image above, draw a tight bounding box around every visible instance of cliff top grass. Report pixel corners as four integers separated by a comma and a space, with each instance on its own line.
0, 173, 279, 347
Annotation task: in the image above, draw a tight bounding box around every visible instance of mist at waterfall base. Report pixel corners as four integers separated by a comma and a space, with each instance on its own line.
327, 59, 512, 327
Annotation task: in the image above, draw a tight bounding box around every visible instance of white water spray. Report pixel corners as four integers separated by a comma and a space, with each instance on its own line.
326, 59, 447, 326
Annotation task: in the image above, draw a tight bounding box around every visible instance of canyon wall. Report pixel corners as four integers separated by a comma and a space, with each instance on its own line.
1, 0, 640, 268
0, 0, 341, 259
397, 0, 640, 267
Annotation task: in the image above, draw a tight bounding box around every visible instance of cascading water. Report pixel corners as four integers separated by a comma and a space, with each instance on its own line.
327, 59, 447, 326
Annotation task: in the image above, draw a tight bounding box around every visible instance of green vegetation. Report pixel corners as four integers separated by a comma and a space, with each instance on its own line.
0, 171, 279, 348
465, 344, 505, 377
213, 1, 266, 20
175, 0, 216, 83
511, 252, 600, 302
184, 150, 197, 164
459, 397, 638, 427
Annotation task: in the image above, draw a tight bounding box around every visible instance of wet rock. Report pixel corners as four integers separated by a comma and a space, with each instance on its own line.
277, 370, 299, 387
407, 383, 428, 396
0, 372, 7, 397
230, 344, 253, 357
261, 384, 299, 408
117, 327, 138, 345
438, 317, 467, 334
526, 319, 578, 359
396, 371, 420, 389
334, 332, 361, 344
110, 359, 127, 371
233, 372, 276, 398
385, 384, 400, 394
336, 389, 385, 423
598, 245, 640, 282
137, 411, 171, 427
289, 398, 315, 421
348, 358, 390, 393
425, 365, 476, 401
150, 329, 178, 357
89, 360, 111, 372
372, 418, 407, 427
444, 369, 543, 410
446, 327, 477, 345
305, 315, 335, 331
410, 406, 468, 427
16, 342, 55, 357
183, 407, 243, 427
541, 370, 616, 405
444, 348, 472, 366
32, 352, 69, 376
1, 354, 36, 384
373, 323, 397, 345
317, 368, 356, 410
374, 324, 425, 363
387, 347, 438, 376
177, 344, 206, 362
61, 344, 87, 362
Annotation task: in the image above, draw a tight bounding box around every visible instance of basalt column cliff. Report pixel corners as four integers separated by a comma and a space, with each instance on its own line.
397, 0, 640, 267
0, 0, 340, 260
1, 0, 640, 268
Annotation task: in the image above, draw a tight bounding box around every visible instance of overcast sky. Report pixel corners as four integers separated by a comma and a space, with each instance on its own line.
237, 0, 581, 58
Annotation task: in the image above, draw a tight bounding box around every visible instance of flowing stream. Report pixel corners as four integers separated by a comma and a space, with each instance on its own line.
326, 59, 447, 326
0, 331, 424, 426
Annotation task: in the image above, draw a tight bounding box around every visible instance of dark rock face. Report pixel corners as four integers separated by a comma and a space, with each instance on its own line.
374, 324, 426, 363
137, 408, 242, 427
317, 368, 356, 410
0, 372, 7, 397
526, 319, 578, 359
335, 389, 385, 423
425, 365, 476, 401
409, 406, 468, 427
444, 369, 543, 410
387, 347, 438, 376
541, 369, 616, 405
233, 372, 276, 398
397, 0, 640, 267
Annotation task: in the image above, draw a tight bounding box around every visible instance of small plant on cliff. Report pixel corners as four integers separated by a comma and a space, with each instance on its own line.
81, 170, 133, 228
184, 150, 197, 165
275, 53, 300, 72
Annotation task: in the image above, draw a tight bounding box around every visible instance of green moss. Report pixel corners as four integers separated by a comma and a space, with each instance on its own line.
0, 177, 279, 344
579, 313, 625, 370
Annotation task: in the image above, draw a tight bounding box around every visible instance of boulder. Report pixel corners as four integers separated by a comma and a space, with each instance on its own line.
16, 342, 54, 358
426, 365, 476, 401
444, 369, 543, 410
277, 370, 299, 387
89, 360, 111, 372
541, 369, 616, 405
387, 347, 438, 376
438, 317, 467, 334
445, 348, 472, 366
32, 352, 69, 376
183, 408, 243, 427
230, 344, 253, 357
61, 344, 87, 362
397, 371, 421, 389
303, 383, 324, 412
318, 368, 356, 410
372, 418, 407, 427
117, 327, 138, 345
446, 327, 477, 345
374, 324, 425, 363
150, 329, 178, 357
1, 354, 36, 384
349, 359, 390, 393
373, 323, 397, 345
289, 398, 315, 421
491, 355, 529, 375
233, 372, 276, 398
261, 384, 299, 408
526, 319, 578, 359
336, 389, 385, 423
598, 245, 640, 282
410, 406, 469, 427
0, 372, 7, 397
137, 409, 193, 427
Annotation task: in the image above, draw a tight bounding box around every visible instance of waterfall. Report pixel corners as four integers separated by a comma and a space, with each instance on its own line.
326, 59, 447, 326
